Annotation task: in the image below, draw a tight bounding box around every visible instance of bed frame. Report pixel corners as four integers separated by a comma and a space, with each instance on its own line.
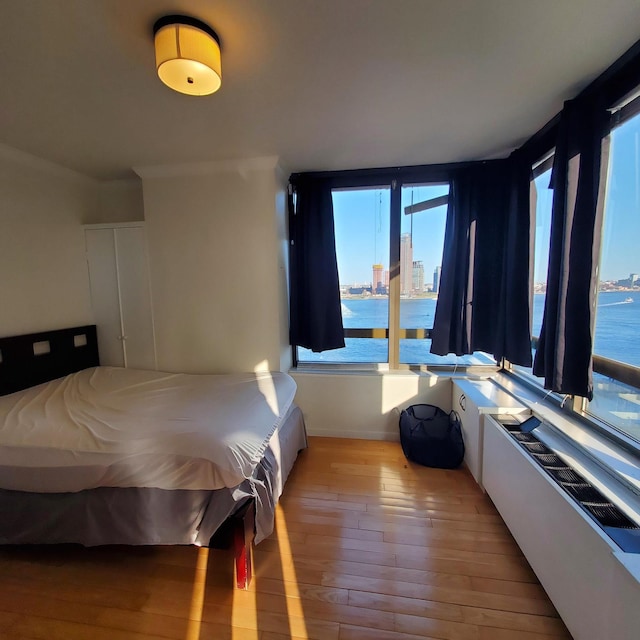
0, 325, 257, 589
0, 325, 99, 396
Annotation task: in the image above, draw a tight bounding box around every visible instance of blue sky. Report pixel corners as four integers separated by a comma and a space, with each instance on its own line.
333, 185, 448, 286
333, 188, 390, 286
534, 114, 639, 283
600, 113, 640, 282
334, 114, 638, 287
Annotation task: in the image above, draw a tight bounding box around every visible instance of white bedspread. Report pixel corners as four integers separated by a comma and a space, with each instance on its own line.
0, 367, 297, 493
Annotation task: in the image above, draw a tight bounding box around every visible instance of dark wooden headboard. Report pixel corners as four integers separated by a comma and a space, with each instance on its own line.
0, 325, 100, 396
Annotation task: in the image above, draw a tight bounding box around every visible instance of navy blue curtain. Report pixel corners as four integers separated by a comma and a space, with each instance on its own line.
430, 167, 479, 356
533, 99, 610, 400
494, 151, 534, 366
431, 158, 532, 365
289, 178, 345, 352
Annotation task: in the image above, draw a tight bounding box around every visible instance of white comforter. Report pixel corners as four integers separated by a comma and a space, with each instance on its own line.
0, 366, 297, 493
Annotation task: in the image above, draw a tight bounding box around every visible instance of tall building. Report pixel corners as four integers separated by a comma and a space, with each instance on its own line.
400, 232, 413, 295
412, 260, 424, 293
433, 266, 441, 293
372, 264, 385, 293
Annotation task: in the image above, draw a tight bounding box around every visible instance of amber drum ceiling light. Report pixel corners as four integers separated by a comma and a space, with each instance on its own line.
153, 15, 222, 96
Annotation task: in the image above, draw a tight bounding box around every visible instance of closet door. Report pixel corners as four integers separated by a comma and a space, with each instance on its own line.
85, 228, 125, 367
114, 227, 156, 370
85, 225, 156, 370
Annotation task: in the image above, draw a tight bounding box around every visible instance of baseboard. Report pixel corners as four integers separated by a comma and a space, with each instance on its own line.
306, 427, 400, 441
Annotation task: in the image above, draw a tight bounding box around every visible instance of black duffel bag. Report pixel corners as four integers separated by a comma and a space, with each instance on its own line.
399, 404, 465, 469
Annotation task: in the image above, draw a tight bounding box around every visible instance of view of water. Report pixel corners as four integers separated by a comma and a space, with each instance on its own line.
300, 290, 640, 367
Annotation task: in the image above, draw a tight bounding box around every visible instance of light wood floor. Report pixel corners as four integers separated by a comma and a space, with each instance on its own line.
0, 436, 572, 640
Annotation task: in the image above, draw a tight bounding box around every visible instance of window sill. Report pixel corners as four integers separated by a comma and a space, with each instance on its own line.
291, 363, 499, 376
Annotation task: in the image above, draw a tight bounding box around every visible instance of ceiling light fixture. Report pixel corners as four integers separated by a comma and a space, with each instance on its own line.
153, 15, 222, 96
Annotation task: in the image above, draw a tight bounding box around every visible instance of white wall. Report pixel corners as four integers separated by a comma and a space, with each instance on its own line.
0, 145, 95, 337
84, 178, 145, 224
291, 371, 453, 440
137, 158, 289, 374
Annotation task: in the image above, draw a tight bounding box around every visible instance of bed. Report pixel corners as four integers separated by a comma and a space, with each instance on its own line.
0, 325, 307, 587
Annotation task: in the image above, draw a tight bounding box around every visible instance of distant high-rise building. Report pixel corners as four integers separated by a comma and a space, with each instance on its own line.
433, 266, 441, 294
400, 233, 413, 295
372, 264, 385, 293
616, 272, 640, 287
412, 260, 424, 293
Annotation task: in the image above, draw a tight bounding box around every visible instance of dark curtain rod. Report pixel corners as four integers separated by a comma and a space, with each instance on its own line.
289, 158, 507, 188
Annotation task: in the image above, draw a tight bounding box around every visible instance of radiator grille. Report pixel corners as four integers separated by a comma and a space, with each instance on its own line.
502, 422, 640, 546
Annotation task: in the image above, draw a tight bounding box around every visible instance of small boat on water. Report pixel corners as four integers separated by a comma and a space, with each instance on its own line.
624, 297, 633, 303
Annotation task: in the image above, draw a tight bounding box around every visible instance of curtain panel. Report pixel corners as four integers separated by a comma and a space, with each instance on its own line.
430, 158, 532, 365
533, 99, 610, 400
288, 178, 345, 352
494, 151, 535, 367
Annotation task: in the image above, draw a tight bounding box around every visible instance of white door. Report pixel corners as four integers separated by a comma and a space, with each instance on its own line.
85, 228, 125, 367
114, 227, 156, 370
85, 225, 156, 370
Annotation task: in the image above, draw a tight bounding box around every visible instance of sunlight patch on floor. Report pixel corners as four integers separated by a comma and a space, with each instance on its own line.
232, 584, 259, 640
185, 547, 209, 640
275, 503, 309, 637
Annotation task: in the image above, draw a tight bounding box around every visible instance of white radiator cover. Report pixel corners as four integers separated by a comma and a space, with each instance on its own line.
483, 415, 640, 640
452, 379, 528, 488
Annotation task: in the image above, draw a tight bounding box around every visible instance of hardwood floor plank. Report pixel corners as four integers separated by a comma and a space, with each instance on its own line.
0, 612, 19, 634
257, 537, 398, 567
261, 633, 309, 640
394, 610, 480, 640
468, 576, 550, 600
347, 590, 566, 632
0, 574, 149, 611
0, 588, 107, 628
395, 549, 538, 583
339, 575, 557, 616
4, 616, 170, 640
276, 518, 385, 542
339, 623, 439, 640
251, 576, 350, 604
478, 626, 571, 640
281, 495, 368, 512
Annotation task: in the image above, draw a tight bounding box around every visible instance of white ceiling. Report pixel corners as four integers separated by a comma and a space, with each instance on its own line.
1, 0, 640, 180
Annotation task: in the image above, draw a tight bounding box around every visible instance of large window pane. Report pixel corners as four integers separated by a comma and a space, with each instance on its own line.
513, 164, 552, 380
587, 109, 640, 437
532, 168, 553, 340
298, 187, 390, 363
399, 183, 447, 364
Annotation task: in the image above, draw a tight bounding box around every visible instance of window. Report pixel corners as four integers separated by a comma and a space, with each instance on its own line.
586, 104, 640, 442
297, 187, 390, 363
511, 158, 553, 382
510, 100, 640, 449
297, 180, 495, 367
399, 183, 447, 364
531, 165, 553, 342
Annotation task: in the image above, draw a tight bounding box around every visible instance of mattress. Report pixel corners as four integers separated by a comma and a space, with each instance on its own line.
0, 405, 307, 545
0, 366, 297, 493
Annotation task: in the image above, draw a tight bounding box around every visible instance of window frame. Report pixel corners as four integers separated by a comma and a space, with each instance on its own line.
291, 164, 498, 370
